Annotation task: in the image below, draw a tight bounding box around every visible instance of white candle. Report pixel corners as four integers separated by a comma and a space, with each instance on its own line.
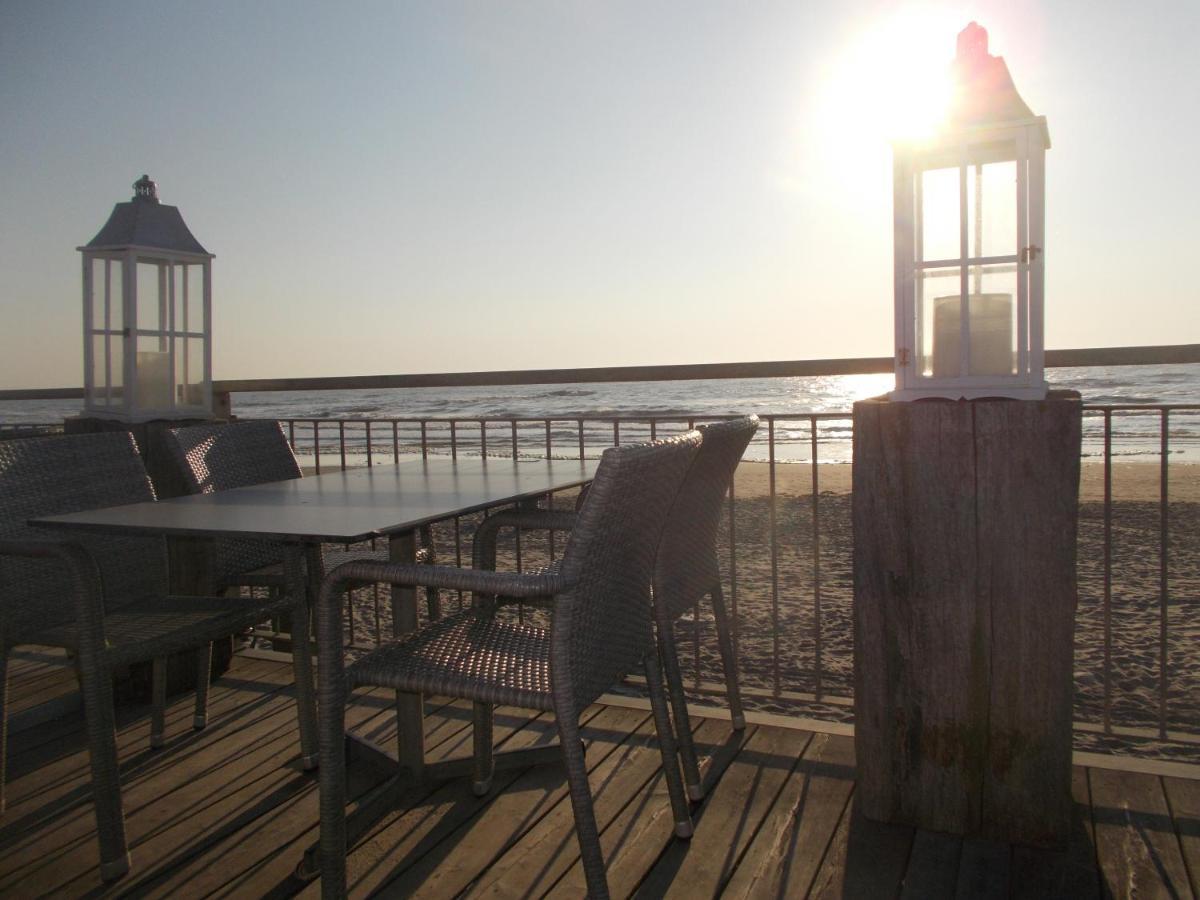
932, 293, 1014, 378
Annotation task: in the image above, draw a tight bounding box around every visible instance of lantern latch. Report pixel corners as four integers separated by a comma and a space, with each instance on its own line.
897, 348, 911, 366
1021, 244, 1042, 263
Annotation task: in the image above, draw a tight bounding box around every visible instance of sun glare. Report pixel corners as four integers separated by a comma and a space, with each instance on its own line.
821, 11, 955, 145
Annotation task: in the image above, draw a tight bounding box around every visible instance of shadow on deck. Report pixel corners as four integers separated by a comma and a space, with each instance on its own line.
1, 649, 1197, 898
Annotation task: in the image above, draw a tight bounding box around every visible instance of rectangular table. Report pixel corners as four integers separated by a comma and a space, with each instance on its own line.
32, 455, 599, 773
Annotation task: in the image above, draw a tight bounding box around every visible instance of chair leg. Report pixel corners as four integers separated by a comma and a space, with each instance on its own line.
643, 646, 693, 839
655, 609, 704, 801
555, 712, 609, 900
77, 659, 130, 880
150, 657, 167, 749
193, 644, 212, 730
290, 546, 320, 770
471, 702, 494, 796
317, 671, 349, 898
0, 647, 8, 814
710, 581, 745, 730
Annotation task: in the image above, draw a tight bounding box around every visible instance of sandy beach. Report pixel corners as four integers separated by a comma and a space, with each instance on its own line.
346, 458, 1199, 761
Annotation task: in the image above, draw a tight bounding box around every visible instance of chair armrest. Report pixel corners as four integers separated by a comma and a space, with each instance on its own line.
319, 561, 565, 610
471, 510, 578, 572
0, 538, 108, 659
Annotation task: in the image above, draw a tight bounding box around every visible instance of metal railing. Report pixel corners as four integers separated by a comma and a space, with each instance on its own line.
259, 401, 1199, 755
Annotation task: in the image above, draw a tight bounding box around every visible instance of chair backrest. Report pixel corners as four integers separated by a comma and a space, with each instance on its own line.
551, 431, 701, 711
654, 415, 759, 619
163, 420, 301, 586
165, 420, 301, 495
0, 431, 166, 643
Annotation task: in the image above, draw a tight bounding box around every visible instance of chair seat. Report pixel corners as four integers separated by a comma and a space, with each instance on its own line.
33, 593, 292, 668
347, 608, 554, 711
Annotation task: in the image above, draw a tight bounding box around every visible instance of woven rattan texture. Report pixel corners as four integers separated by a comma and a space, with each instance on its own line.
0, 431, 166, 643
164, 420, 301, 586
655, 416, 759, 619
348, 608, 553, 709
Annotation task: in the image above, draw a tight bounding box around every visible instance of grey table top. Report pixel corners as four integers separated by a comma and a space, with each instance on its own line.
32, 456, 599, 544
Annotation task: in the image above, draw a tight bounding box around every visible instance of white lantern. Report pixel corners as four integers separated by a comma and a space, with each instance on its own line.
79, 176, 215, 421
891, 23, 1049, 401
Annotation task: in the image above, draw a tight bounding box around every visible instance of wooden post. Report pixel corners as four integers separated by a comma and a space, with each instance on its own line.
852, 391, 1080, 847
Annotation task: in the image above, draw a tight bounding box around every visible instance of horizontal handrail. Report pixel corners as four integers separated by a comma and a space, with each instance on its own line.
1, 343, 1196, 400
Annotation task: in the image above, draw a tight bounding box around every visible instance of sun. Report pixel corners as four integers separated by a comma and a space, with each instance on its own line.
818, 10, 957, 146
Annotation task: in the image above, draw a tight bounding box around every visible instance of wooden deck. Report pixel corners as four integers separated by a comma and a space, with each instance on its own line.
1, 649, 1197, 899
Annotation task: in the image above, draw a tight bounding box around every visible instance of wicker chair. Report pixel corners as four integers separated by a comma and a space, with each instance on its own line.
0, 431, 317, 881
164, 420, 441, 619
471, 416, 759, 801
315, 433, 702, 900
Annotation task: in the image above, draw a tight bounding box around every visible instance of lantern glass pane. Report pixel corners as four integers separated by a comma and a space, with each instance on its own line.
966, 264, 1019, 376
89, 258, 105, 330
136, 334, 172, 410
136, 261, 163, 333
170, 264, 183, 333
921, 167, 960, 263
109, 333, 123, 399
91, 333, 108, 405
918, 266, 960, 377
181, 336, 206, 406
967, 161, 1017, 259
186, 265, 205, 334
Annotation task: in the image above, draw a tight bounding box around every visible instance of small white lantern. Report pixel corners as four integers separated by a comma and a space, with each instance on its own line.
79, 175, 215, 421
891, 23, 1049, 401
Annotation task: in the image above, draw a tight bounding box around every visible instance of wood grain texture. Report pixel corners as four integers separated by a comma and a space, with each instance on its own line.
853, 394, 1081, 845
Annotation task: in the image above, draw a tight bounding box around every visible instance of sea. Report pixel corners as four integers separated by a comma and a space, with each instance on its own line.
3, 364, 1198, 464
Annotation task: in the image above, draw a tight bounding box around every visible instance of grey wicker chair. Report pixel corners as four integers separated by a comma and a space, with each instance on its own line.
0, 431, 317, 882
164, 420, 441, 618
471, 416, 759, 801
315, 433, 702, 900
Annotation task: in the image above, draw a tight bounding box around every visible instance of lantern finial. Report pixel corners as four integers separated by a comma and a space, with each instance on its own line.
132, 174, 159, 203
947, 21, 1034, 126
956, 22, 989, 65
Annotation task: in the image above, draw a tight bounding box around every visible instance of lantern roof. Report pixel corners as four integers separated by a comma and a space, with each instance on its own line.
80, 175, 212, 257
947, 22, 1037, 128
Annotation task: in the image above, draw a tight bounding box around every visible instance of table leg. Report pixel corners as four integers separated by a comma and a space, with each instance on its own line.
284, 544, 319, 769
390, 530, 424, 779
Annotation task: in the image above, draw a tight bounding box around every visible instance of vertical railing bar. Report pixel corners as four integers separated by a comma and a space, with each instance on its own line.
480, 420, 487, 458
543, 419, 556, 559
288, 420, 296, 453
811, 414, 823, 701
768, 416, 780, 698
392, 420, 399, 463
728, 457, 740, 662
1102, 409, 1113, 734
373, 584, 382, 648
450, 421, 458, 460
1158, 408, 1170, 740
511, 421, 519, 459
420, 421, 428, 459
313, 421, 321, 475
650, 418, 657, 442
684, 417, 700, 688
577, 419, 585, 460
365, 421, 373, 468
544, 419, 552, 460
454, 513, 464, 608
338, 421, 346, 471
613, 420, 620, 446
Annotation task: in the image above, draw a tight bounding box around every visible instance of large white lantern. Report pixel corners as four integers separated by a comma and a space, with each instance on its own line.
891, 23, 1049, 401
79, 175, 215, 421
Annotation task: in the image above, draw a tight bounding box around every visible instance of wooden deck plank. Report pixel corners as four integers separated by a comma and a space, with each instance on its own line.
953, 838, 1010, 900
463, 708, 705, 899
719, 731, 854, 899
132, 695, 526, 899
548, 718, 750, 900
353, 705, 648, 898
1010, 767, 1103, 899
1161, 776, 1200, 896
899, 829, 963, 899
806, 790, 914, 900
1089, 766, 1195, 899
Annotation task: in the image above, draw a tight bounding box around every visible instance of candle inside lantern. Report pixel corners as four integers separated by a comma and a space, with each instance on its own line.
931, 293, 1014, 377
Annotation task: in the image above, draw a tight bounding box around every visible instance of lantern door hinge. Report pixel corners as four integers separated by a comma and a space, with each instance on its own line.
1020, 245, 1042, 263
897, 348, 911, 366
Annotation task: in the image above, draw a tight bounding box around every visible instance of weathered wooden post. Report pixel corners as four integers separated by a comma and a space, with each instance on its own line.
853, 393, 1080, 845
854, 23, 1079, 846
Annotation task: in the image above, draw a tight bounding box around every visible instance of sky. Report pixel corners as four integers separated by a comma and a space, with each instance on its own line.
1, 0, 1197, 389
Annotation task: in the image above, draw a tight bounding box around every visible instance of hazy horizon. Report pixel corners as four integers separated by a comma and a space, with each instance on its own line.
2, 1, 1197, 390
